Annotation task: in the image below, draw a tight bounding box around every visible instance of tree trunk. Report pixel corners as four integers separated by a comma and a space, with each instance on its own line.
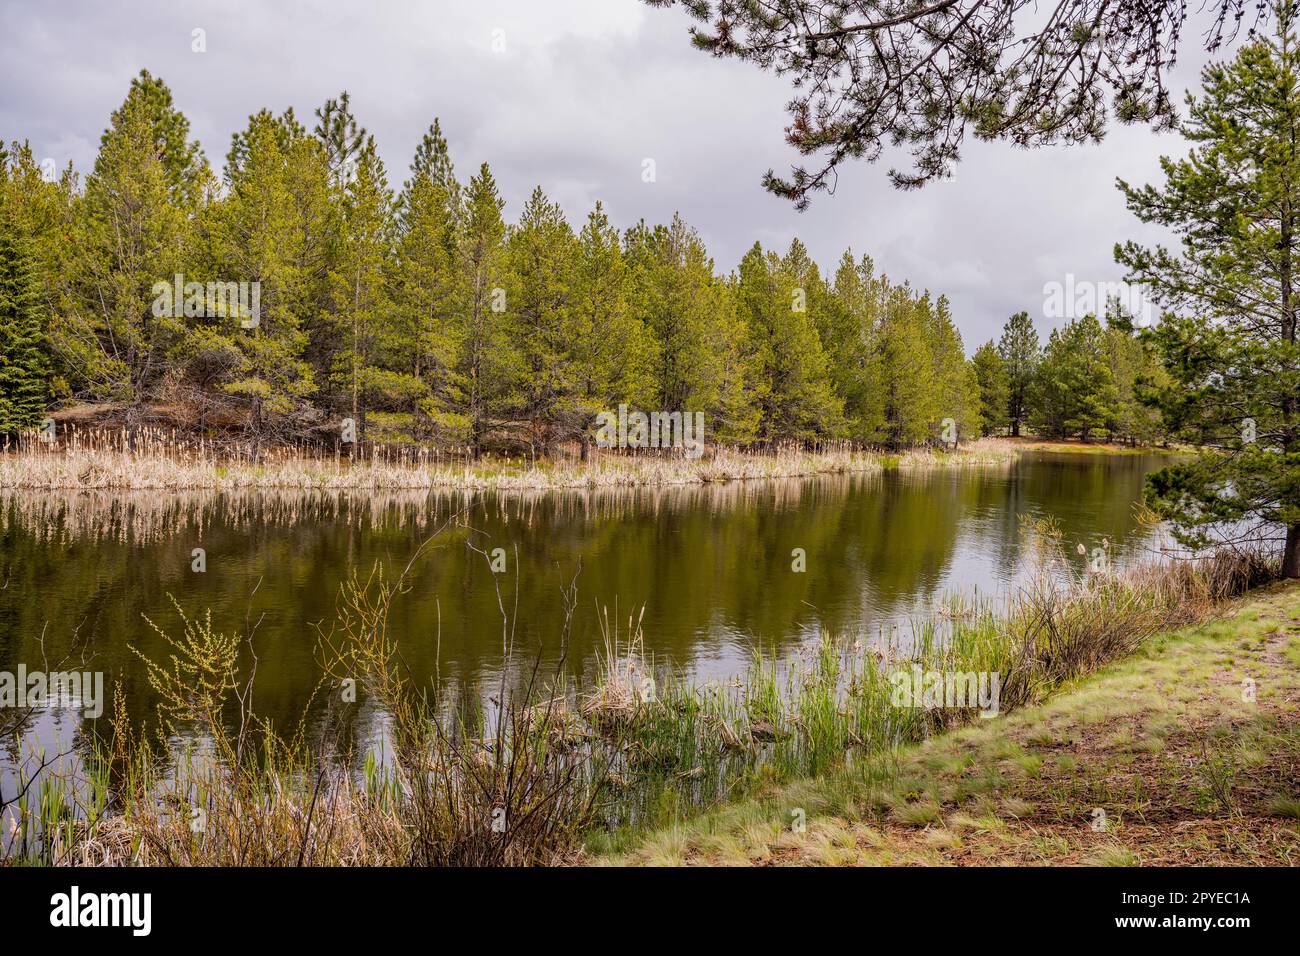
1284, 524, 1300, 579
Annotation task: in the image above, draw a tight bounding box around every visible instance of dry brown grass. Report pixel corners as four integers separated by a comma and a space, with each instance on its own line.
1, 427, 1016, 491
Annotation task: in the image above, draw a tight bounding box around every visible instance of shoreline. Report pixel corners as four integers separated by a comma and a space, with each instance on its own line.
0, 438, 1021, 492
5, 545, 1277, 866
597, 579, 1300, 866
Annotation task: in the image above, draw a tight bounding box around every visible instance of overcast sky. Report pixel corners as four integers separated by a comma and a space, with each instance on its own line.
0, 0, 1248, 350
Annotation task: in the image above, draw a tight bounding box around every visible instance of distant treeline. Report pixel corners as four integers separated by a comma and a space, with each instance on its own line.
973, 310, 1167, 446
0, 71, 1163, 452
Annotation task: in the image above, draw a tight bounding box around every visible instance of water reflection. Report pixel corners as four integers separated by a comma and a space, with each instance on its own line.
0, 451, 1169, 742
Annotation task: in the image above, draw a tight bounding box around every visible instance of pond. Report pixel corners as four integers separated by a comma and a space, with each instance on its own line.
0, 450, 1172, 762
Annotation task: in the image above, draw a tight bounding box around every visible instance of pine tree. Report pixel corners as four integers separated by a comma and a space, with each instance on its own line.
1, 141, 77, 404
0, 210, 48, 434
104, 70, 208, 210
314, 91, 367, 188
821, 251, 885, 441
211, 109, 319, 433
997, 311, 1040, 437
706, 277, 761, 444
403, 119, 460, 210
393, 120, 463, 440
1030, 315, 1117, 440
505, 186, 575, 453
455, 163, 509, 457
323, 137, 411, 443
570, 205, 655, 455
1101, 310, 1165, 445
971, 341, 1009, 436
736, 241, 842, 441
925, 293, 976, 440
876, 288, 934, 446
4, 80, 1004, 459
69, 71, 209, 406
625, 215, 728, 414
1117, 0, 1300, 575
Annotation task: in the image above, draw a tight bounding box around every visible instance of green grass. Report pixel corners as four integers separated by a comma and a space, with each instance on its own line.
597, 580, 1300, 866
584, 548, 1264, 833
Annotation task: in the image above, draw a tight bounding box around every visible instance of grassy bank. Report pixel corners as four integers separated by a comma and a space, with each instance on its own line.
1004, 437, 1178, 456
598, 582, 1300, 865
0, 429, 1016, 491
